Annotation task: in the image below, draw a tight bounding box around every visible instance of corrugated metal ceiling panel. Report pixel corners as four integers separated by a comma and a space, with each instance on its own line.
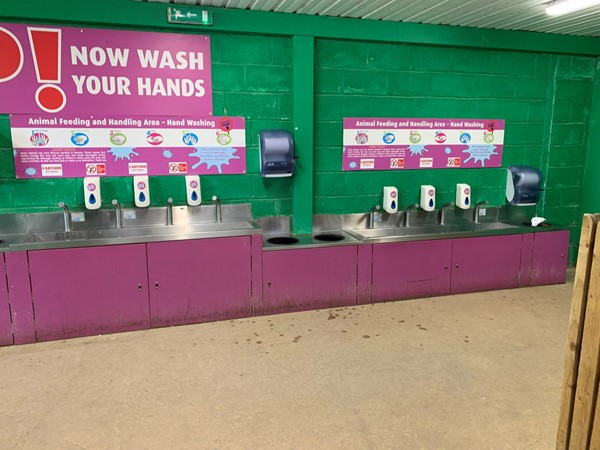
146, 0, 600, 37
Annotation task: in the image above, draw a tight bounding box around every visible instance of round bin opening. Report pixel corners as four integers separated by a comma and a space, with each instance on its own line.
267, 236, 299, 245
313, 233, 345, 242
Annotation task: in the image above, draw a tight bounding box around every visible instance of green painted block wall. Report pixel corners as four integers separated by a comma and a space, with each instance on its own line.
0, 32, 294, 216
314, 39, 594, 263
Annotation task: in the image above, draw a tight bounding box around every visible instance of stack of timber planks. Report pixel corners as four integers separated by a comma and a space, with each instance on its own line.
557, 214, 600, 449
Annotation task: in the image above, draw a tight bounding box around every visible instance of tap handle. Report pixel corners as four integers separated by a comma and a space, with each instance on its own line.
58, 201, 65, 208
167, 197, 173, 204
212, 195, 218, 202
111, 199, 119, 206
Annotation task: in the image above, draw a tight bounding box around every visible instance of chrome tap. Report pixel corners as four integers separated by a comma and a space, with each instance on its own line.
166, 197, 173, 226
404, 203, 419, 227
57, 202, 71, 232
440, 202, 455, 226
212, 195, 222, 223
112, 199, 122, 229
368, 205, 381, 229
474, 200, 489, 224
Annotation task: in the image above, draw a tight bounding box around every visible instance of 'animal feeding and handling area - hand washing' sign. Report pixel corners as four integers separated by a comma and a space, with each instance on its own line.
0, 23, 212, 115
343, 118, 504, 171
10, 115, 245, 178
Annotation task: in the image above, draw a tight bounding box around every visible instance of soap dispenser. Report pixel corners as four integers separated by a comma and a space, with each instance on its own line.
83, 177, 101, 210
420, 185, 436, 212
382, 186, 398, 214
186, 175, 201, 206
133, 175, 150, 208
456, 183, 471, 209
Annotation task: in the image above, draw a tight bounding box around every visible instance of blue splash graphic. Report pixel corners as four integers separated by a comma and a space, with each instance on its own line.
463, 145, 498, 167
108, 147, 139, 161
445, 147, 452, 154
409, 145, 428, 156
24, 167, 37, 176
349, 161, 357, 169
188, 147, 240, 174
162, 149, 174, 159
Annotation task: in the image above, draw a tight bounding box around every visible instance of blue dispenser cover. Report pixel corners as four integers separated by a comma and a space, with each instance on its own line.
259, 130, 295, 178
506, 165, 544, 206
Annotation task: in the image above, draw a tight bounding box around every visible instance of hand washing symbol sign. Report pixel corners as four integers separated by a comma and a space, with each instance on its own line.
0, 26, 66, 112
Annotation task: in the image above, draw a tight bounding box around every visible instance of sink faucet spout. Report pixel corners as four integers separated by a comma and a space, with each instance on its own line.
212, 196, 222, 223
474, 200, 489, 224
112, 199, 122, 229
58, 202, 71, 232
440, 202, 455, 226
166, 197, 173, 226
404, 203, 419, 227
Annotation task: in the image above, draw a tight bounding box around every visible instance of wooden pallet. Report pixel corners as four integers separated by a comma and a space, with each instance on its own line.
557, 214, 600, 449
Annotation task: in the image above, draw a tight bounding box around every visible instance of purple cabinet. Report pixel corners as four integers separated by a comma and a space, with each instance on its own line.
262, 246, 358, 314
0, 255, 13, 346
147, 236, 252, 327
372, 240, 452, 302
530, 230, 569, 286
451, 235, 523, 294
29, 244, 150, 341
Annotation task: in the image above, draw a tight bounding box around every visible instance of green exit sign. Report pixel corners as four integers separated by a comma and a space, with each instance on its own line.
167, 7, 213, 26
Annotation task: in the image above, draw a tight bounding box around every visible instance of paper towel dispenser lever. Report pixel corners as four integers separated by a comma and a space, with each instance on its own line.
259, 129, 295, 178
506, 165, 544, 206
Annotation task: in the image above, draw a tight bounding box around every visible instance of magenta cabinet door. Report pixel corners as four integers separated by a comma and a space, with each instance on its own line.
29, 244, 150, 341
262, 246, 358, 314
0, 255, 13, 346
530, 230, 569, 286
147, 237, 252, 327
372, 240, 452, 302
451, 235, 522, 294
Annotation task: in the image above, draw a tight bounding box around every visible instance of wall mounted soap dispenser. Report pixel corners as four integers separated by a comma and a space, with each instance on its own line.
259, 129, 295, 177
420, 185, 436, 212
133, 175, 150, 207
186, 175, 201, 206
83, 177, 101, 210
456, 183, 471, 209
383, 186, 398, 213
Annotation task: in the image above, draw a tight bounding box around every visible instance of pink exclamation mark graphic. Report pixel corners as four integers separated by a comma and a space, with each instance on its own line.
27, 27, 66, 113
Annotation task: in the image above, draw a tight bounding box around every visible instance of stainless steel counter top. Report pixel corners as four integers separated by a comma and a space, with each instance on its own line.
1, 221, 261, 252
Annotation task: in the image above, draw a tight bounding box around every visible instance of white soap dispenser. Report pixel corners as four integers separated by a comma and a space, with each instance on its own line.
420, 185, 436, 211
382, 186, 398, 214
83, 177, 101, 210
185, 175, 202, 206
133, 175, 150, 208
456, 183, 471, 209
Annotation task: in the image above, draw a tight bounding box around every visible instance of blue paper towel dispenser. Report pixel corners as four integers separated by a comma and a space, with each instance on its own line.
506, 165, 544, 206
259, 130, 295, 178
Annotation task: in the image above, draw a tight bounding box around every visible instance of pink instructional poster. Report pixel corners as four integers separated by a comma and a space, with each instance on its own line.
0, 23, 212, 116
342, 118, 504, 171
10, 115, 245, 178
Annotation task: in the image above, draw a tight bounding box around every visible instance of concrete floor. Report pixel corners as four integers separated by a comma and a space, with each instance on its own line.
0, 274, 574, 450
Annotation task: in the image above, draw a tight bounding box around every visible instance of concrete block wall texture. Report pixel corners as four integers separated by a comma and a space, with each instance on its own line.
0, 5, 594, 263
314, 40, 594, 263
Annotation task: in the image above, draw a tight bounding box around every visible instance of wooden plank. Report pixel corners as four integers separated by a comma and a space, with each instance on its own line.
569, 222, 600, 449
557, 214, 600, 450
589, 375, 600, 448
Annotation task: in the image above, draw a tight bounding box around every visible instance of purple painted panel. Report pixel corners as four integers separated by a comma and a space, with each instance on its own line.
531, 230, 570, 286
0, 254, 13, 346
372, 240, 452, 302
520, 234, 534, 287
262, 246, 358, 314
5, 252, 36, 344
251, 235, 263, 315
451, 235, 522, 294
147, 237, 252, 327
357, 244, 373, 305
29, 244, 150, 341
